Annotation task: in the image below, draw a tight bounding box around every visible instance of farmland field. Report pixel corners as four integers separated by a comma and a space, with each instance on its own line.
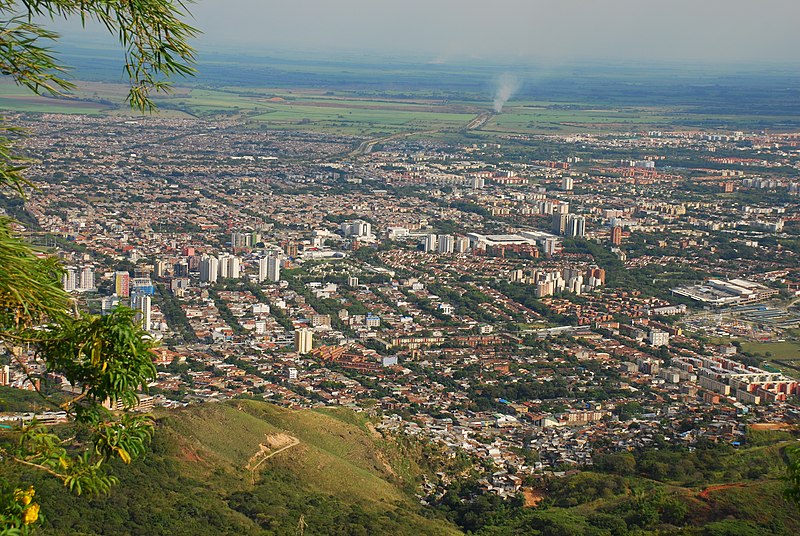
3, 51, 800, 137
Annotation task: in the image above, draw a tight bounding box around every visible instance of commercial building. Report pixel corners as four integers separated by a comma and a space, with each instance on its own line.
672, 278, 780, 307
341, 220, 372, 239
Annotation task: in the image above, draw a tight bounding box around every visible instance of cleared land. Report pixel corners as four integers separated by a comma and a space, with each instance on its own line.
740, 341, 800, 360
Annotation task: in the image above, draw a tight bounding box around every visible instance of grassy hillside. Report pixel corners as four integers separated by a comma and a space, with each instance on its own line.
18, 400, 461, 536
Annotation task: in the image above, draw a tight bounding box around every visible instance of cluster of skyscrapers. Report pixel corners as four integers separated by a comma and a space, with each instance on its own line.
509, 266, 606, 297
552, 211, 586, 238
423, 233, 470, 253
62, 266, 96, 292
199, 254, 242, 283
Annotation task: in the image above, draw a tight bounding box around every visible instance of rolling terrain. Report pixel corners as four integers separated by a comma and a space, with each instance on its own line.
18, 400, 461, 536
2, 398, 799, 534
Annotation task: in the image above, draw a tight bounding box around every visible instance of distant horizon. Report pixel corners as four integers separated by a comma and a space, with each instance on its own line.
54, 33, 800, 75
42, 0, 800, 71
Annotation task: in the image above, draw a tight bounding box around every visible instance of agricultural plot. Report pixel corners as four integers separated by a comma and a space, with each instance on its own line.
4, 78, 800, 137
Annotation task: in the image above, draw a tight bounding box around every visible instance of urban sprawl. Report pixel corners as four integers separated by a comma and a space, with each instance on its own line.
2, 112, 800, 498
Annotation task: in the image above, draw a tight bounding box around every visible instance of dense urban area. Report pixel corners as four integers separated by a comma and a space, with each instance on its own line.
2, 107, 800, 533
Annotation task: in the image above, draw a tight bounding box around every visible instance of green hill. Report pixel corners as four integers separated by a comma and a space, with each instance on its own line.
22, 400, 461, 535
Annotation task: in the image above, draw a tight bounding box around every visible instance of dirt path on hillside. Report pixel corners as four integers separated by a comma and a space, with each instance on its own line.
698, 482, 746, 500
246, 433, 300, 475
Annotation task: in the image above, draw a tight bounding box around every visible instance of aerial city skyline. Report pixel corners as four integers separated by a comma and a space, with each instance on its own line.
1, 1, 799, 534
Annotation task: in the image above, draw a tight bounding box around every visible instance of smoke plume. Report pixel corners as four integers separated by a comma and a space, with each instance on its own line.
493, 73, 520, 113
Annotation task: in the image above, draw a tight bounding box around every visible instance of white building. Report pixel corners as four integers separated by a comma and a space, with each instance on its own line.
423, 233, 438, 252
438, 234, 455, 254
132, 293, 152, 331
341, 220, 372, 238
62, 267, 77, 292
257, 257, 269, 282
649, 330, 670, 347
267, 255, 281, 282
295, 328, 313, 354
218, 255, 230, 279
387, 227, 409, 239
226, 255, 241, 279
79, 266, 96, 291
199, 256, 219, 283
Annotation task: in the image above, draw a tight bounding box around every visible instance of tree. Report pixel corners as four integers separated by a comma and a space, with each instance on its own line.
787, 445, 800, 508
0, 1, 196, 531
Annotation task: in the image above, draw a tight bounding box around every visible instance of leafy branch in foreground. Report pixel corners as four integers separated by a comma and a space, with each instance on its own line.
3, 0, 198, 110
0, 1, 197, 531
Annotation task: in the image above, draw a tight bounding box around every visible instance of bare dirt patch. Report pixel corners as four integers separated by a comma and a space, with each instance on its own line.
246, 433, 300, 473
179, 445, 206, 464
523, 488, 545, 507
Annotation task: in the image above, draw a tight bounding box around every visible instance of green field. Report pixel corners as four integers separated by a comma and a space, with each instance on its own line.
742, 341, 800, 360
0, 84, 109, 114
6, 79, 798, 138
741, 341, 800, 361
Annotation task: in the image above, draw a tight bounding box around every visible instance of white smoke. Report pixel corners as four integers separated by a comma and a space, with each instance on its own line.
492, 73, 521, 113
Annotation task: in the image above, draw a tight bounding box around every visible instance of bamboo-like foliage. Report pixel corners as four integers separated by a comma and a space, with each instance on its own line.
0, 1, 196, 531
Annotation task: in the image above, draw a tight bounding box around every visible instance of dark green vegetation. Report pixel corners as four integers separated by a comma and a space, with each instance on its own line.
0, 386, 67, 413
434, 433, 800, 535
3, 401, 798, 535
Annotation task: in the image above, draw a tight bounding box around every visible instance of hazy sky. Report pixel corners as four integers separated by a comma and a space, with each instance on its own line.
56, 0, 800, 65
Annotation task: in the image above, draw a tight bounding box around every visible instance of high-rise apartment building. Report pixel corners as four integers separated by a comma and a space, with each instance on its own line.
295, 328, 313, 354
79, 266, 95, 291
424, 233, 438, 252
611, 226, 623, 245
267, 255, 281, 282
566, 215, 586, 238
454, 237, 470, 253
552, 213, 568, 235
132, 293, 152, 331
199, 256, 219, 283
438, 234, 455, 254
114, 271, 131, 297
62, 268, 77, 292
